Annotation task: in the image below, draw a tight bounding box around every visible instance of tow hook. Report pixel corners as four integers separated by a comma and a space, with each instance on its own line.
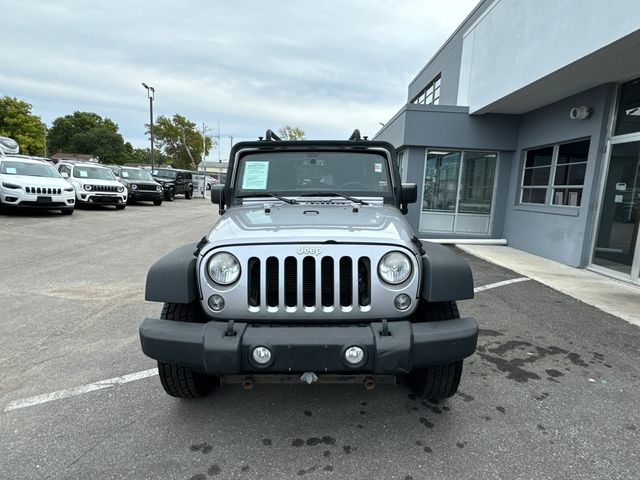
300, 372, 318, 384
364, 376, 376, 390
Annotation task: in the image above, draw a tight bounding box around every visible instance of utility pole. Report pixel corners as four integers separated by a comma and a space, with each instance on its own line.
142, 83, 155, 171
43, 123, 47, 157
217, 121, 221, 163
201, 123, 210, 198
228, 135, 233, 154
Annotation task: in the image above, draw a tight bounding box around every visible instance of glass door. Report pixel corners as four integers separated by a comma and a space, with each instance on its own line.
592, 140, 640, 278
420, 150, 497, 234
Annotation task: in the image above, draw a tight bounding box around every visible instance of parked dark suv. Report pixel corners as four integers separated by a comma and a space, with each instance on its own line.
108, 166, 164, 206
152, 168, 194, 201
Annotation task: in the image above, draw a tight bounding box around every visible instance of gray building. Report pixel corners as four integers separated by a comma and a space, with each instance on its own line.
375, 0, 640, 286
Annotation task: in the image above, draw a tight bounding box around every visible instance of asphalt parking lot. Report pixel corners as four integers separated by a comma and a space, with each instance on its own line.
1, 199, 639, 480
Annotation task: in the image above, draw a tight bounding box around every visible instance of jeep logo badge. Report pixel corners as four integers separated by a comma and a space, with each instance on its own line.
297, 246, 322, 256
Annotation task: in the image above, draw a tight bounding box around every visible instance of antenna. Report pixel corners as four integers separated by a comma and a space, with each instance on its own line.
265, 129, 282, 141
348, 129, 362, 141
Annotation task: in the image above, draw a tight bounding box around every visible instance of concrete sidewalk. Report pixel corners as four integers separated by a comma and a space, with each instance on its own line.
457, 244, 640, 327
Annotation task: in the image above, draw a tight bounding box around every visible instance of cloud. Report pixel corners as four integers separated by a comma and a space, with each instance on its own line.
1, 0, 477, 158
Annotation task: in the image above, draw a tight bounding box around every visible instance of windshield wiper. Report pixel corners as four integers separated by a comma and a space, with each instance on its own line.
236, 192, 298, 204
300, 192, 368, 205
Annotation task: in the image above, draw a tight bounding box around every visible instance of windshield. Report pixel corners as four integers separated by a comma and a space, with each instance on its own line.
153, 169, 177, 179
121, 168, 154, 181
73, 165, 116, 181
1, 160, 61, 178
235, 152, 392, 198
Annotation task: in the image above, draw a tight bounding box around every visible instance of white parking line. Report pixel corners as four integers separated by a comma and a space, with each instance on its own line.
4, 277, 530, 413
474, 277, 530, 293
4, 368, 158, 412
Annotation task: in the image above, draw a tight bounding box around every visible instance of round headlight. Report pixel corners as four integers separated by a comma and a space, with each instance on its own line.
83, 184, 92, 191
156, 185, 162, 191
131, 184, 138, 190
207, 252, 240, 285
378, 251, 412, 285
117, 186, 125, 193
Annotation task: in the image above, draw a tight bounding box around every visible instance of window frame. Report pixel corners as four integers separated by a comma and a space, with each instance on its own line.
411, 74, 442, 106
519, 139, 590, 208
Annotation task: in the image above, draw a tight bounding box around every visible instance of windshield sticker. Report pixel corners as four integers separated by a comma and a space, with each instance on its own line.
121, 171, 129, 178
242, 161, 269, 190
5, 167, 16, 174
78, 170, 88, 178
374, 163, 382, 173
245, 210, 273, 225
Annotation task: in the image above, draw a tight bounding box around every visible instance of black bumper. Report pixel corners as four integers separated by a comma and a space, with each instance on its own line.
129, 191, 163, 201
139, 318, 478, 375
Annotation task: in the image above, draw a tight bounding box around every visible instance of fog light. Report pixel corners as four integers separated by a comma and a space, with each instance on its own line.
344, 346, 365, 365
208, 294, 225, 311
394, 294, 411, 311
252, 346, 272, 365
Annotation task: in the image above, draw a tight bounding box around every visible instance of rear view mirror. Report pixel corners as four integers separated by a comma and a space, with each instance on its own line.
210, 185, 225, 214
401, 183, 417, 204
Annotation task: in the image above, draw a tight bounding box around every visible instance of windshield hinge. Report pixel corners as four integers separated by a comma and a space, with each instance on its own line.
411, 236, 426, 256
193, 236, 208, 257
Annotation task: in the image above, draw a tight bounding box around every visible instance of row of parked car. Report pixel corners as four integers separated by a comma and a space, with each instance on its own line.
0, 154, 206, 215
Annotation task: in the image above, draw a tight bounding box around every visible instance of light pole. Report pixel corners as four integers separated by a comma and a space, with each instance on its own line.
142, 83, 155, 171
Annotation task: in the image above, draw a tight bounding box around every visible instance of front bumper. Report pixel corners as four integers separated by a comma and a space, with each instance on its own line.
77, 192, 127, 205
0, 188, 75, 209
139, 317, 478, 375
128, 190, 163, 201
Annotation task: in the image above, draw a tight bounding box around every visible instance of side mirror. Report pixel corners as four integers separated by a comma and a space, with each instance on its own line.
210, 185, 225, 213
401, 183, 417, 204
61, 172, 69, 179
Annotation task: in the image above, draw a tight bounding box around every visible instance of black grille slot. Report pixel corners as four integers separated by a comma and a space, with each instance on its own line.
358, 257, 371, 307
137, 184, 157, 191
302, 257, 316, 307
247, 257, 260, 307
321, 257, 334, 307
284, 256, 297, 307
92, 185, 117, 192
265, 257, 279, 307
339, 257, 353, 307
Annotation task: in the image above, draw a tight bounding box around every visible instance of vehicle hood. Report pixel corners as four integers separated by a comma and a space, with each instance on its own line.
206, 203, 419, 252
1, 174, 70, 188
72, 178, 122, 187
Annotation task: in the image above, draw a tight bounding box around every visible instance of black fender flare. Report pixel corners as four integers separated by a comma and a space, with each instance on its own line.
420, 242, 474, 302
145, 243, 198, 304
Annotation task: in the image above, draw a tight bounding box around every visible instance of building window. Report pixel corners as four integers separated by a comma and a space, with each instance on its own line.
412, 75, 441, 106
520, 139, 590, 207
614, 77, 640, 136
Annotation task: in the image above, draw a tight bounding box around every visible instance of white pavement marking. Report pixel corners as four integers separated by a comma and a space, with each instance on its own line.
3, 278, 531, 413
4, 368, 158, 412
474, 277, 530, 293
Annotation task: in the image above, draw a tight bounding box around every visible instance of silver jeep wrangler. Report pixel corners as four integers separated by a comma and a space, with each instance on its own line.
139, 130, 478, 399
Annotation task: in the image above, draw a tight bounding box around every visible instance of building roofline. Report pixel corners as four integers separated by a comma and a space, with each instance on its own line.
408, 0, 489, 89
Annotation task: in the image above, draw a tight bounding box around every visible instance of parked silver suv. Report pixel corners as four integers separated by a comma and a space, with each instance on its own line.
139, 130, 478, 400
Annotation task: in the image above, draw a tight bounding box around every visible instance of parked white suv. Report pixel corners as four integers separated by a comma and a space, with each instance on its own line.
0, 156, 75, 215
57, 162, 127, 209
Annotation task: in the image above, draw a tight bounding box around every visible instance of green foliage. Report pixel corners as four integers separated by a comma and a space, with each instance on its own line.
0, 96, 46, 155
151, 114, 214, 169
47, 111, 130, 164
278, 125, 305, 140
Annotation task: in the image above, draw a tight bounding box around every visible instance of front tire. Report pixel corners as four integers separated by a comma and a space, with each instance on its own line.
166, 188, 175, 201
115, 204, 126, 210
157, 302, 218, 398
60, 208, 74, 215
405, 301, 464, 399
153, 199, 163, 206
185, 187, 193, 199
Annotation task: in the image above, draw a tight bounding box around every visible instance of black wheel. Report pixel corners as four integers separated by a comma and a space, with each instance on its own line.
185, 187, 193, 199
157, 302, 218, 398
60, 208, 74, 215
405, 301, 464, 399
166, 188, 175, 201
153, 199, 163, 206
115, 204, 126, 210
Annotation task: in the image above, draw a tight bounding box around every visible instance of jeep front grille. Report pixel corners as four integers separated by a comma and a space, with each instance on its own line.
89, 185, 118, 192
247, 255, 371, 311
199, 244, 420, 321
136, 184, 158, 191
25, 186, 62, 195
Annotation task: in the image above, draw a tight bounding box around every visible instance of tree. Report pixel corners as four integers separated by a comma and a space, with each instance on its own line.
0, 96, 46, 155
151, 114, 214, 169
278, 125, 305, 140
47, 111, 119, 155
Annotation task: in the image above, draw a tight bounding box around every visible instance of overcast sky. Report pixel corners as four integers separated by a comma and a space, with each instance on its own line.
1, 0, 477, 160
